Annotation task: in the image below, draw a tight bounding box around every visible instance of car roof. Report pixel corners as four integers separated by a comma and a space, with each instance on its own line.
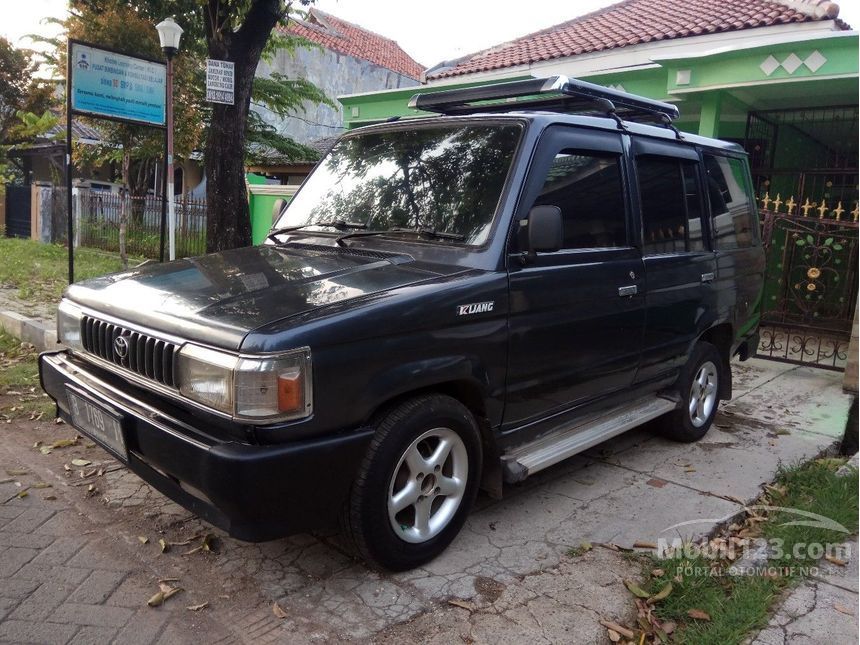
350, 112, 746, 155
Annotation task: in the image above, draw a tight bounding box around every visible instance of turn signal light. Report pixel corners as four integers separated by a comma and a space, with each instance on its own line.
277, 369, 303, 413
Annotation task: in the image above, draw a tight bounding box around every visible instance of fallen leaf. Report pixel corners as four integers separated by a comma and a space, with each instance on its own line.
662, 621, 676, 635
598, 620, 635, 640
32, 482, 51, 489
43, 495, 56, 501
138, 536, 149, 545
63, 464, 71, 472
633, 541, 657, 549
834, 603, 854, 616
71, 459, 92, 467
648, 582, 673, 604
684, 467, 697, 473
17, 490, 28, 498
202, 533, 216, 552
51, 438, 78, 449
650, 569, 665, 578
824, 554, 847, 567
273, 603, 288, 619
448, 599, 476, 612
159, 539, 170, 553
6, 469, 28, 476
624, 579, 651, 599
39, 447, 53, 455
147, 592, 165, 607
687, 608, 711, 621
607, 628, 621, 642
646, 478, 667, 488
186, 602, 208, 612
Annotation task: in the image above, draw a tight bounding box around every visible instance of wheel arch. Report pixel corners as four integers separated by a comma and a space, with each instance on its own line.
697, 322, 733, 400
364, 378, 502, 499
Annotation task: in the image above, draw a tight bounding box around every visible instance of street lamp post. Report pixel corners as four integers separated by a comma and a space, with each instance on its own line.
155, 17, 183, 262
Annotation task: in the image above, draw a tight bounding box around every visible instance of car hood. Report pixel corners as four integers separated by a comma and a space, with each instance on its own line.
65, 243, 456, 350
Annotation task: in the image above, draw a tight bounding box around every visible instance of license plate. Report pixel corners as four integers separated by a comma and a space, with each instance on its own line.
66, 388, 127, 461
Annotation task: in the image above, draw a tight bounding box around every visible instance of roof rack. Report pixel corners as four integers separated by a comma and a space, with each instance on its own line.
408, 76, 680, 124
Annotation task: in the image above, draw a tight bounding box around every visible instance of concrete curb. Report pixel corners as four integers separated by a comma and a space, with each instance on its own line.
0, 310, 60, 352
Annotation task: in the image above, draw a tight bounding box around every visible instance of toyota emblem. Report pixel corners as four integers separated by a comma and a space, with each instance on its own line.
114, 335, 130, 359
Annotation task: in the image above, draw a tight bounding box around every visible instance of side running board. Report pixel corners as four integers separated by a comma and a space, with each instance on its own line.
501, 396, 677, 483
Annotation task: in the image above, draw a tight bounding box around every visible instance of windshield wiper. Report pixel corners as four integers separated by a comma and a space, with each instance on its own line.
335, 227, 466, 246
395, 227, 466, 241
267, 220, 366, 243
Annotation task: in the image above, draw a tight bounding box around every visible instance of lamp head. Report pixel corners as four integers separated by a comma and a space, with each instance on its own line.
155, 17, 183, 58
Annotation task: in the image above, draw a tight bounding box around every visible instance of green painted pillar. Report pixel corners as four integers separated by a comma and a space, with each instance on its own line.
698, 92, 722, 138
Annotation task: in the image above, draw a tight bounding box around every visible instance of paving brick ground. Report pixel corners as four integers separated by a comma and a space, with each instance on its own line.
0, 436, 289, 645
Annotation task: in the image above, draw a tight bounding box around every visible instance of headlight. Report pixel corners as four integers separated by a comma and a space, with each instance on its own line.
176, 344, 312, 422
57, 300, 84, 351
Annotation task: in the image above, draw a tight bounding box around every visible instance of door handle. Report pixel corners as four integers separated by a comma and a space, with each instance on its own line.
701, 272, 715, 283
618, 285, 638, 297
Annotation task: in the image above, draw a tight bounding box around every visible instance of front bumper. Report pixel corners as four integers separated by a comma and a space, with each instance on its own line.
39, 351, 374, 541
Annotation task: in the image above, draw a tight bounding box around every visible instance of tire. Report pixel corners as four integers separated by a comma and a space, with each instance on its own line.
658, 342, 723, 443
342, 394, 482, 571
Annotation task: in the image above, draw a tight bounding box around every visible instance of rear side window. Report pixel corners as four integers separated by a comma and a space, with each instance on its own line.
703, 154, 756, 249
636, 156, 704, 254
531, 151, 627, 249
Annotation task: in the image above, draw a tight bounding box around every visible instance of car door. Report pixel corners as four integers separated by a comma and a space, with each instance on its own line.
630, 139, 718, 384
503, 125, 646, 442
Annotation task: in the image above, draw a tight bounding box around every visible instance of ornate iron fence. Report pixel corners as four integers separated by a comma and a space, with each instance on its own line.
755, 196, 858, 371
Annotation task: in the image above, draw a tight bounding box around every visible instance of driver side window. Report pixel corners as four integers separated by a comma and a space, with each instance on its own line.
531, 151, 627, 250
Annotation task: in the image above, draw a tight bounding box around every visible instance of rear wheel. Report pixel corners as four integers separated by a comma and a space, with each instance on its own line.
342, 394, 482, 571
658, 342, 723, 442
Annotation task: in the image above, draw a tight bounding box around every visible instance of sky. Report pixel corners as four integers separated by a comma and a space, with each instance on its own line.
3, 0, 859, 70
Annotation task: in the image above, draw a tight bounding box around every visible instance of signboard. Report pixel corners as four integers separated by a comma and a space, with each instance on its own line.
69, 42, 166, 127
206, 59, 235, 105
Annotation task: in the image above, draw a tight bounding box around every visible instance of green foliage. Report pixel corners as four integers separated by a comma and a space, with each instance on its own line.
640, 457, 858, 645
0, 36, 57, 189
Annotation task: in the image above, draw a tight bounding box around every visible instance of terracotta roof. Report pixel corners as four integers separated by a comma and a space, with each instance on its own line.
428, 0, 847, 79
284, 9, 423, 80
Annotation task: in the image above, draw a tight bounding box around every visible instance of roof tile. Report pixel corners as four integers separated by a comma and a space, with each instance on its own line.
284, 9, 423, 80
429, 0, 847, 79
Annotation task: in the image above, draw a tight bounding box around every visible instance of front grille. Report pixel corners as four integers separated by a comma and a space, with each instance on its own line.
81, 316, 178, 388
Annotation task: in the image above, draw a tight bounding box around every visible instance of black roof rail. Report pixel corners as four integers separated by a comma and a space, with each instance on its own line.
408, 75, 680, 123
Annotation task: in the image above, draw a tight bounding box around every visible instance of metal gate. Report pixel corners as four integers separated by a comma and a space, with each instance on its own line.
4, 185, 31, 238
745, 105, 858, 371
756, 205, 857, 370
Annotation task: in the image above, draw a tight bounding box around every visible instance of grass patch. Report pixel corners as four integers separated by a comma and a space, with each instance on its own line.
638, 458, 858, 645
0, 329, 54, 420
0, 237, 142, 305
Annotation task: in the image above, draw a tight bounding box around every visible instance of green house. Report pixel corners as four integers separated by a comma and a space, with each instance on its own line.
339, 0, 859, 378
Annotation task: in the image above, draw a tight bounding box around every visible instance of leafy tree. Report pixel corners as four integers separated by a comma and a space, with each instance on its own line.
38, 0, 330, 255
0, 37, 55, 188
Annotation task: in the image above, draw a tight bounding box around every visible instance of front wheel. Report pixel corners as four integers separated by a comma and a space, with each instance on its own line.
658, 341, 723, 442
342, 394, 482, 571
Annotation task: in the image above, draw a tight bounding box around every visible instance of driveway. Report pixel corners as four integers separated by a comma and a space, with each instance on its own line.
0, 358, 853, 643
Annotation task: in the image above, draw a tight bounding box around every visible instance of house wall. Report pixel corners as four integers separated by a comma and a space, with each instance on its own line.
256, 46, 419, 145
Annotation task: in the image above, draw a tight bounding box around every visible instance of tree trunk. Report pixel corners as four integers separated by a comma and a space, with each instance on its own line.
204, 0, 283, 253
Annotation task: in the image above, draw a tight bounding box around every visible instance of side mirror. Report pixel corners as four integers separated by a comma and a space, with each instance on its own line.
527, 205, 563, 254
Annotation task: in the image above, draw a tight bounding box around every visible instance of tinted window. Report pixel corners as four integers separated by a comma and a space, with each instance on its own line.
637, 156, 706, 254
275, 125, 522, 245
704, 154, 756, 249
637, 156, 686, 254
532, 152, 627, 249
683, 163, 705, 252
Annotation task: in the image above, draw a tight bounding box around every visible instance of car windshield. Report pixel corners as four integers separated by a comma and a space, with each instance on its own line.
273, 124, 522, 245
